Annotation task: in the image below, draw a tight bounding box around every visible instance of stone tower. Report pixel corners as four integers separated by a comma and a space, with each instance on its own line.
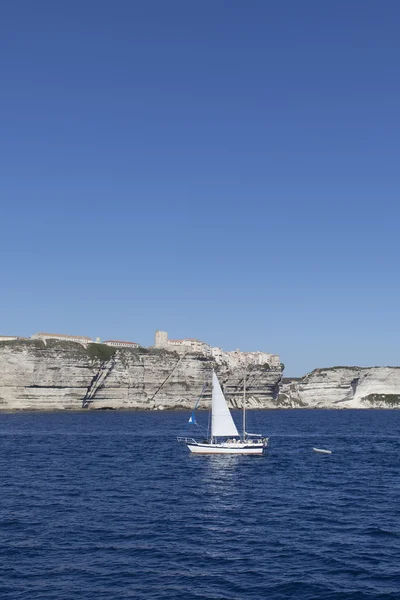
154, 330, 168, 348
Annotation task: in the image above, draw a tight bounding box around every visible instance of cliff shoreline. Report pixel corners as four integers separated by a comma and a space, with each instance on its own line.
0, 340, 281, 411
1, 340, 400, 410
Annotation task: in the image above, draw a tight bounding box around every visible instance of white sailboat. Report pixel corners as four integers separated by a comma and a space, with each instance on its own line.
178, 371, 269, 455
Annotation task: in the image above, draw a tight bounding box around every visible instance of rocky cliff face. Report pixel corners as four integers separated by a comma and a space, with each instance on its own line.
0, 340, 282, 410
280, 367, 400, 408
2, 341, 399, 410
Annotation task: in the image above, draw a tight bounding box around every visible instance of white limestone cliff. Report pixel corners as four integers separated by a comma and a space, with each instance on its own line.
280, 367, 400, 408
1, 340, 399, 410
0, 340, 281, 410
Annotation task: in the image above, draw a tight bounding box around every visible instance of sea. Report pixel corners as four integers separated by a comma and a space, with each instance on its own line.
0, 409, 399, 600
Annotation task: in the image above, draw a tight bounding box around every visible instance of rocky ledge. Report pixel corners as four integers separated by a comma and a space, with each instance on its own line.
0, 340, 281, 411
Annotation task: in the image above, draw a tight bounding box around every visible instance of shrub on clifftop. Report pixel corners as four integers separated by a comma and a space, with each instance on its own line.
86, 343, 116, 362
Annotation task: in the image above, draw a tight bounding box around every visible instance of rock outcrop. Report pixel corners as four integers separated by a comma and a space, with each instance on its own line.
280, 367, 400, 408
0, 340, 282, 410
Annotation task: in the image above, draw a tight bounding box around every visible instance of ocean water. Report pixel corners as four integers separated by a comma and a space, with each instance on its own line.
0, 409, 399, 600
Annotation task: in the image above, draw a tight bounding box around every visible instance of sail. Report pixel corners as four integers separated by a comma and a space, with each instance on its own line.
211, 372, 239, 438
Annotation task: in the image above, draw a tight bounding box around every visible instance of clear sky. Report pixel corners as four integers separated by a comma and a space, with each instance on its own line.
1, 1, 399, 376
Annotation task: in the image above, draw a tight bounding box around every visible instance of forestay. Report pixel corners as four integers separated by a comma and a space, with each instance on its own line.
211, 372, 239, 438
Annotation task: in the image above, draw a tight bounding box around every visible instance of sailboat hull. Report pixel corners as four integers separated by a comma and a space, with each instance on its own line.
187, 442, 267, 455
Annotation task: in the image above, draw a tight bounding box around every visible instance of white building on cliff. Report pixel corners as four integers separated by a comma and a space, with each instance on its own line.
154, 331, 212, 356
31, 332, 93, 347
154, 331, 280, 368
103, 340, 141, 349
222, 349, 281, 369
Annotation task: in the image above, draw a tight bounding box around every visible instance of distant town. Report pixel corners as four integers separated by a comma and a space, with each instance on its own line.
0, 330, 281, 368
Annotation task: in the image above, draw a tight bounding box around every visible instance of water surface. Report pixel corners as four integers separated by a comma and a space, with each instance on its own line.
0, 410, 399, 599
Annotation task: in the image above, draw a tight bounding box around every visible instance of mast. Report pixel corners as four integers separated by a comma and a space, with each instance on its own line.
209, 373, 213, 444
242, 368, 246, 440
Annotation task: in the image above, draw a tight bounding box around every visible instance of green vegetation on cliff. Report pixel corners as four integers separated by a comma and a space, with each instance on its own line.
86, 343, 116, 362
363, 394, 400, 406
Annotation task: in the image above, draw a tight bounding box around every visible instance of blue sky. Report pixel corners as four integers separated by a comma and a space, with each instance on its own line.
1, 1, 399, 375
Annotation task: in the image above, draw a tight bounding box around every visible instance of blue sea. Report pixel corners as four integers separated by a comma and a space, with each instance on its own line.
0, 409, 399, 600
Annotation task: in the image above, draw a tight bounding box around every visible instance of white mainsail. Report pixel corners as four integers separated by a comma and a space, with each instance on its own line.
211, 372, 239, 438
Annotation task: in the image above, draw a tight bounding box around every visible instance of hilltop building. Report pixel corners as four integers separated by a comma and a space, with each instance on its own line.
154, 331, 212, 356
222, 349, 281, 368
154, 330, 168, 348
211, 347, 224, 361
168, 338, 212, 356
103, 340, 141, 349
153, 331, 280, 368
31, 333, 93, 347
0, 336, 25, 342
